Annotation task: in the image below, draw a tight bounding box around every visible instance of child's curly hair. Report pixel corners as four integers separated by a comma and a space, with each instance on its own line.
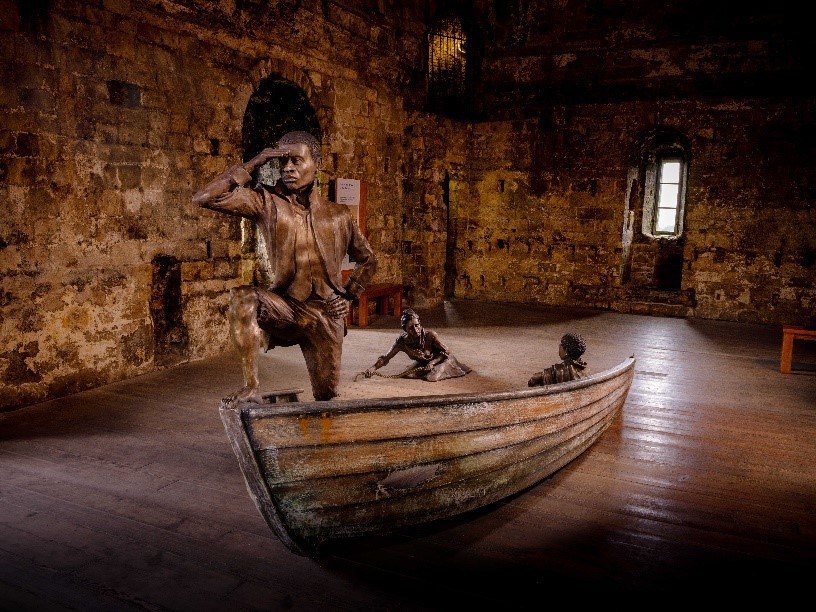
560, 332, 587, 360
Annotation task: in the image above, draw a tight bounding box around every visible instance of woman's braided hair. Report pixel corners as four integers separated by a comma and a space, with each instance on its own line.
400, 308, 420, 329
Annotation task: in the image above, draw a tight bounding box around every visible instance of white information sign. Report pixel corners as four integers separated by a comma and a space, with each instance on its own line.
336, 178, 362, 271
336, 178, 361, 205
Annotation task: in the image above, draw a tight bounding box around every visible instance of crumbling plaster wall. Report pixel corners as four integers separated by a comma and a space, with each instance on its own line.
0, 0, 423, 410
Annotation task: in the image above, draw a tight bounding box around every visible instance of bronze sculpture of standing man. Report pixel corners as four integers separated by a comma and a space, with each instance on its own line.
192, 131, 377, 402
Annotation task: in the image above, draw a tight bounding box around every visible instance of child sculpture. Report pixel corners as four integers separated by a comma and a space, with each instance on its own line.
528, 332, 590, 386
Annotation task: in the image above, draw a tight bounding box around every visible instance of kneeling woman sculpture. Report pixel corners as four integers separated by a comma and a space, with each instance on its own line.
361, 308, 471, 381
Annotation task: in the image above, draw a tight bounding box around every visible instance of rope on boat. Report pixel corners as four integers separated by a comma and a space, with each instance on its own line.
353, 364, 430, 382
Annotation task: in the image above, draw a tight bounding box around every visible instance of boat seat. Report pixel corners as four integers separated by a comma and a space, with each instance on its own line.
261, 389, 304, 403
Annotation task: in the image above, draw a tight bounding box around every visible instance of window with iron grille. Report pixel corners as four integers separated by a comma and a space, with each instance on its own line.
427, 15, 467, 116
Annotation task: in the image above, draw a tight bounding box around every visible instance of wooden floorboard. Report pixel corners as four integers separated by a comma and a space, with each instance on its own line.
1, 299, 815, 610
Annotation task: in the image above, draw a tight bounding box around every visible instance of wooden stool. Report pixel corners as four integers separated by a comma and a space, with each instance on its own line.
780, 326, 816, 373
348, 283, 403, 328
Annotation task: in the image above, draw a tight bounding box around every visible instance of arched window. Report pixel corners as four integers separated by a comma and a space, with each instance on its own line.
641, 135, 690, 239
427, 14, 468, 116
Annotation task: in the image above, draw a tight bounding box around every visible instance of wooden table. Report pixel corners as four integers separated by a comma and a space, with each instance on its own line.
780, 325, 816, 373
347, 283, 403, 328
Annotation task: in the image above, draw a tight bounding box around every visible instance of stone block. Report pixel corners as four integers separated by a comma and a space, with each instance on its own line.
181, 260, 213, 282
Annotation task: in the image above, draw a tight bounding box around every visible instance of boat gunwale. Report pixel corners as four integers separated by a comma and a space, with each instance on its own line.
252, 379, 629, 458
237, 355, 636, 419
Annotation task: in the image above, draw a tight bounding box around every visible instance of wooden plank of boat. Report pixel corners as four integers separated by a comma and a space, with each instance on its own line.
219, 356, 635, 557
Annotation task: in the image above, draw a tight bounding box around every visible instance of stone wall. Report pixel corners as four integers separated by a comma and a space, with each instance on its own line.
0, 0, 422, 410
398, 115, 470, 307
448, 1, 816, 323
2, 0, 813, 411
448, 101, 815, 324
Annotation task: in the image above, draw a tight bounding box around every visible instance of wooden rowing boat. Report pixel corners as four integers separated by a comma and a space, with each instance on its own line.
219, 355, 635, 557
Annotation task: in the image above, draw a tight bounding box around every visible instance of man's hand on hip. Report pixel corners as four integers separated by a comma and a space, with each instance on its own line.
325, 294, 350, 320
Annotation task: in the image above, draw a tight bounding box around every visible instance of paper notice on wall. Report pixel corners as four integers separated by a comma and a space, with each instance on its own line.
336, 178, 360, 205
337, 178, 361, 271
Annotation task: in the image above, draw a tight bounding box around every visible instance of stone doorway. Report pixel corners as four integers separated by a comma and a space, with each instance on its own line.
241, 75, 322, 283
242, 75, 321, 162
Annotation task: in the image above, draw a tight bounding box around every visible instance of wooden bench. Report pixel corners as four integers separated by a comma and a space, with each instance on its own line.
347, 283, 403, 328
780, 326, 816, 373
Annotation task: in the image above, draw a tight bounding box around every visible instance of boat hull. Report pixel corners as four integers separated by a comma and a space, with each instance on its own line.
220, 356, 635, 556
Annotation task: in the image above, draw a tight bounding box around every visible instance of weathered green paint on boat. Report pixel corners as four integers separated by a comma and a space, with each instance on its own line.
219, 356, 635, 557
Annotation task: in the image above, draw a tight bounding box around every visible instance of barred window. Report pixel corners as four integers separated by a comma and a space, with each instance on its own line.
427, 15, 467, 116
